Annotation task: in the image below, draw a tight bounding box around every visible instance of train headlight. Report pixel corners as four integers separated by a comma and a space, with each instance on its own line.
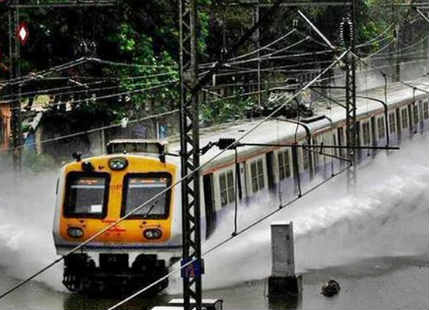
109, 157, 128, 170
67, 227, 84, 238
143, 229, 162, 240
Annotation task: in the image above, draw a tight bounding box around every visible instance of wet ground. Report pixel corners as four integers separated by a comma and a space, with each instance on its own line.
1, 256, 428, 310
0, 135, 428, 310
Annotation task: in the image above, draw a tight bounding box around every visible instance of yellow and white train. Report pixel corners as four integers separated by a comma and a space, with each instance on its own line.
53, 79, 429, 294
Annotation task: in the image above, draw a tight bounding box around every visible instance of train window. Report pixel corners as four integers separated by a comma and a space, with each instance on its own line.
413, 105, 419, 124
377, 117, 385, 139
250, 159, 265, 193
424, 102, 429, 119
64, 172, 110, 218
219, 170, 234, 207
389, 113, 395, 134
278, 150, 291, 180
122, 173, 171, 219
362, 122, 370, 145
401, 109, 408, 129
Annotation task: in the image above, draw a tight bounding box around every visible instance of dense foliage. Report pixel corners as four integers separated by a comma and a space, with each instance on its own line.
0, 0, 420, 127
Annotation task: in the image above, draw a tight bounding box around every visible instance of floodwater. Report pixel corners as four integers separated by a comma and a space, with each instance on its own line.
0, 134, 428, 310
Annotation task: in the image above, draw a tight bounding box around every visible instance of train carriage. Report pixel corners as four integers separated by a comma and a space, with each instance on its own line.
52, 79, 429, 294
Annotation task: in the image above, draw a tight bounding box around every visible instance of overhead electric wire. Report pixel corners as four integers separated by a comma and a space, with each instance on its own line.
227, 49, 335, 67
107, 21, 429, 307
8, 79, 179, 111
89, 57, 179, 69
229, 29, 297, 61
3, 57, 89, 86
361, 39, 395, 60
294, 29, 331, 48
0, 109, 179, 154
2, 76, 177, 104
108, 162, 352, 310
104, 51, 349, 310
1, 56, 177, 88
0, 50, 347, 303
0, 71, 178, 102
3, 5, 427, 303
260, 37, 310, 59
356, 23, 395, 48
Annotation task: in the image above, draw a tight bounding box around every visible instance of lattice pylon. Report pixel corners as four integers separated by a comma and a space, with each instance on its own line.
179, 1, 203, 310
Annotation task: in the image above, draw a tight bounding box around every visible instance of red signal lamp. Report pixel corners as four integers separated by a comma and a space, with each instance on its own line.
16, 22, 29, 46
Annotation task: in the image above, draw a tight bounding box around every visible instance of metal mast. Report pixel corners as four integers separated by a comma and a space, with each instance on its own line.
9, 3, 21, 172
179, 1, 203, 310
345, 0, 357, 190
7, 0, 116, 172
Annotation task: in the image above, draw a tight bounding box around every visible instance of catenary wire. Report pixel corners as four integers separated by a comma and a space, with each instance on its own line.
0, 50, 347, 302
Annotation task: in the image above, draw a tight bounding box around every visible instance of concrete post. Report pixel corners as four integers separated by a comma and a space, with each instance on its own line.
268, 222, 300, 298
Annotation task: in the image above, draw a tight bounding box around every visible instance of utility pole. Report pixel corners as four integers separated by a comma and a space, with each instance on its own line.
345, 0, 357, 191
254, 0, 261, 107
6, 0, 116, 172
8, 2, 21, 173
179, 1, 203, 310
394, 23, 400, 82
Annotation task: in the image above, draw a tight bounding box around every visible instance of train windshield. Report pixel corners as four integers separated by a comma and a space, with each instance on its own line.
64, 173, 109, 218
123, 173, 171, 219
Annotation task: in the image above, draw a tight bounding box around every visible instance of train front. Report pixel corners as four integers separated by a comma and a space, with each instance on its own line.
52, 140, 180, 294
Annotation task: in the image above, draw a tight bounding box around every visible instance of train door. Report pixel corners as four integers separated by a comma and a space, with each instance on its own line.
236, 161, 243, 200
370, 116, 377, 158
321, 133, 330, 179
355, 120, 361, 162
396, 107, 401, 143
418, 102, 424, 133
291, 145, 301, 196
337, 127, 345, 167
407, 105, 413, 136
423, 100, 429, 129
332, 132, 338, 173
203, 173, 216, 238
412, 103, 419, 134
241, 161, 248, 203
388, 112, 396, 144
312, 135, 320, 174
266, 151, 275, 193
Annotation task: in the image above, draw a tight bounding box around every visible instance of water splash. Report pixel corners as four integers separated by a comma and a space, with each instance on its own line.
0, 171, 64, 292
0, 135, 427, 294
198, 134, 429, 290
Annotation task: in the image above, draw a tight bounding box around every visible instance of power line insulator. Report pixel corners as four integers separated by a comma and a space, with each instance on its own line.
340, 16, 353, 48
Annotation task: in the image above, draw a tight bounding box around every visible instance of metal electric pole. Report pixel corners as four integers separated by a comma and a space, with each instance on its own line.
8, 2, 22, 173
254, 0, 261, 107
345, 0, 358, 191
6, 0, 116, 172
179, 1, 203, 310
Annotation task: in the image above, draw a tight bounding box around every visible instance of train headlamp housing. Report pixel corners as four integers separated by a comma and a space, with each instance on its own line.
81, 161, 94, 172
109, 157, 128, 170
67, 227, 84, 238
143, 228, 162, 240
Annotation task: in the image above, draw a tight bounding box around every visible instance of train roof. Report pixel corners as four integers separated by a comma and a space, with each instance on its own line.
167, 78, 429, 172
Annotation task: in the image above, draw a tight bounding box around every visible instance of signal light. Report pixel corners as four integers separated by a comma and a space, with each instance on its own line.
16, 22, 29, 46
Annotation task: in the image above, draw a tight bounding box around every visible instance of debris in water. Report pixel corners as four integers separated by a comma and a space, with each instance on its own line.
321, 280, 340, 297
